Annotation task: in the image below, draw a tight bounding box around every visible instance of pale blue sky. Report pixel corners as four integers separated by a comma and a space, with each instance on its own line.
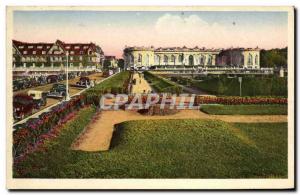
13, 11, 288, 57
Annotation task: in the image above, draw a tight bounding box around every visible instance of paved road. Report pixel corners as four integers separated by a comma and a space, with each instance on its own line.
13, 73, 104, 125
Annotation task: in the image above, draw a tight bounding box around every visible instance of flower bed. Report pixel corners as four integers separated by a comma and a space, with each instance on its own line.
194, 96, 287, 105
13, 95, 85, 159
138, 104, 179, 116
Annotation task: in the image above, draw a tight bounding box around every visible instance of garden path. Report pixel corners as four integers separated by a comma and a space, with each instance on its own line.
71, 109, 287, 152
131, 72, 153, 94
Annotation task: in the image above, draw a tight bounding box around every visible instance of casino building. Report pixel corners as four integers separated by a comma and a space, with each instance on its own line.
123, 46, 260, 69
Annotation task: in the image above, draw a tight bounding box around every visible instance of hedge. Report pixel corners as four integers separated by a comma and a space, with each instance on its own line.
190, 75, 287, 97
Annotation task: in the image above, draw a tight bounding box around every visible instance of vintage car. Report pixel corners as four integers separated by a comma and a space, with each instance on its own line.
46, 75, 59, 83
47, 83, 67, 98
72, 77, 92, 88
13, 78, 32, 91
13, 94, 38, 120
27, 90, 48, 107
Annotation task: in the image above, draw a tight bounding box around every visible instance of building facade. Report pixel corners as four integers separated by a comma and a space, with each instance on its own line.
123, 46, 260, 69
104, 56, 119, 69
13, 40, 105, 70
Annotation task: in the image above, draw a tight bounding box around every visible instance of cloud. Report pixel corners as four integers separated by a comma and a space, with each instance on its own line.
154, 14, 287, 49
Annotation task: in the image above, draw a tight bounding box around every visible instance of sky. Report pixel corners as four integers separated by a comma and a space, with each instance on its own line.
13, 11, 288, 58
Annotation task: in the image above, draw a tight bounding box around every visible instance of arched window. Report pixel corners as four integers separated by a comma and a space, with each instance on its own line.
155, 55, 160, 65
207, 55, 212, 65
145, 54, 149, 65
129, 54, 134, 64
138, 54, 142, 63
200, 55, 204, 65
178, 54, 184, 63
164, 55, 168, 63
171, 55, 176, 63
255, 55, 258, 65
248, 54, 253, 65
188, 55, 194, 66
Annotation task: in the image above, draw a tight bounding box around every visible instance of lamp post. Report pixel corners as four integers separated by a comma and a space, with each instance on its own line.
65, 51, 70, 101
238, 77, 242, 97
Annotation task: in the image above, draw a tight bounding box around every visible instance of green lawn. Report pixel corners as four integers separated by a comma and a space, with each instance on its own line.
200, 104, 287, 115
92, 71, 130, 92
14, 115, 287, 178
144, 71, 182, 94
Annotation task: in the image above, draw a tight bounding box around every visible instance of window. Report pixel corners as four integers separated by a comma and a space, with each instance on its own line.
255, 55, 258, 65
37, 46, 43, 49
207, 55, 212, 65
171, 55, 175, 62
248, 54, 253, 65
70, 56, 73, 61
138, 54, 142, 62
79, 56, 83, 61
75, 46, 80, 49
129, 54, 134, 63
28, 46, 33, 49
178, 54, 184, 63
70, 51, 74, 55
33, 51, 36, 54
155, 55, 160, 64
80, 51, 83, 55
164, 55, 168, 63
19, 46, 24, 49
23, 51, 27, 54
42, 51, 46, 54
200, 55, 204, 65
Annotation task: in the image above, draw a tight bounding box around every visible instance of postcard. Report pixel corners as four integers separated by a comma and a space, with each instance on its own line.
6, 6, 294, 190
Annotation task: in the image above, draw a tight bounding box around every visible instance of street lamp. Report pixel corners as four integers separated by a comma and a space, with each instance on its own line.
65, 51, 70, 101
238, 77, 242, 96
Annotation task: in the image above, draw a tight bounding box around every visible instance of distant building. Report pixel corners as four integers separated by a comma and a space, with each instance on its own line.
104, 56, 119, 69
12, 40, 105, 70
123, 46, 260, 69
217, 47, 260, 69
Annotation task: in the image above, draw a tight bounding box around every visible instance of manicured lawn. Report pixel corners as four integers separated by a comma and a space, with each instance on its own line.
14, 116, 287, 178
200, 104, 287, 115
144, 71, 182, 94
92, 71, 130, 92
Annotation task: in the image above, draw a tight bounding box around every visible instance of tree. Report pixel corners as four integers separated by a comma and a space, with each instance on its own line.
117, 59, 125, 70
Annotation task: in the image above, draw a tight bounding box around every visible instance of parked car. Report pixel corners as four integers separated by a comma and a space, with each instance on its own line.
27, 90, 48, 107
13, 94, 38, 120
47, 83, 67, 98
74, 77, 91, 88
47, 75, 59, 83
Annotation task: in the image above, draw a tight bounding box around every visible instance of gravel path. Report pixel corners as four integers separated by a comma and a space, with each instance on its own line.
131, 72, 152, 94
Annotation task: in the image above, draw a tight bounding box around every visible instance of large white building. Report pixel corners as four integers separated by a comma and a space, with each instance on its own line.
123, 46, 260, 69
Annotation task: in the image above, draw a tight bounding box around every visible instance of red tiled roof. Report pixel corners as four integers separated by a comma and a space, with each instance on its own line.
13, 39, 103, 56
